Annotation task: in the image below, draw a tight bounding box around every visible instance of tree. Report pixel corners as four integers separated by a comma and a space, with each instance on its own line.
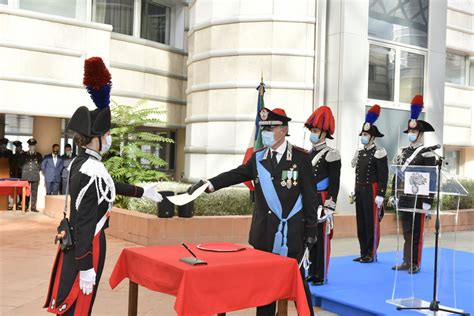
104, 99, 174, 186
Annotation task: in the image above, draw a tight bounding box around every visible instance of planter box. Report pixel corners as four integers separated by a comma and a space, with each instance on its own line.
44, 196, 474, 246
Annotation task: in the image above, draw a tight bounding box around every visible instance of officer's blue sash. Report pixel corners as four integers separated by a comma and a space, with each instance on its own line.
316, 177, 329, 191
256, 150, 303, 257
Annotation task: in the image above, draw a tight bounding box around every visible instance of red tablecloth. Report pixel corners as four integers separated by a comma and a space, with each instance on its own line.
109, 243, 310, 316
0, 180, 30, 196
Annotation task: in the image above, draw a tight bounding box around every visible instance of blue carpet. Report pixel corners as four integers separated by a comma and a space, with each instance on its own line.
310, 248, 474, 315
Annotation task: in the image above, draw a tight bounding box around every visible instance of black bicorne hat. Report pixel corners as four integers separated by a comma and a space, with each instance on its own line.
359, 104, 384, 138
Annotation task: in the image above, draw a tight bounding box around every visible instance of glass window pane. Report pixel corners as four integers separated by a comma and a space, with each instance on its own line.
469, 61, 474, 87
399, 51, 424, 103
445, 150, 460, 176
141, 0, 170, 44
0, 0, 8, 5
20, 0, 86, 20
94, 0, 134, 36
368, 45, 395, 101
445, 53, 466, 85
369, 0, 429, 48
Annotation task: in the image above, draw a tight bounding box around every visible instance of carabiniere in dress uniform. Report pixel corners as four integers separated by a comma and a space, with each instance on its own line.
352, 104, 388, 264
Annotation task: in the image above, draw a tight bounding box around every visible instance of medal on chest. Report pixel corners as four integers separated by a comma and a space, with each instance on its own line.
281, 165, 298, 189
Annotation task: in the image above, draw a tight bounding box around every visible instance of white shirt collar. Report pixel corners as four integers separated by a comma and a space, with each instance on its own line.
271, 140, 287, 155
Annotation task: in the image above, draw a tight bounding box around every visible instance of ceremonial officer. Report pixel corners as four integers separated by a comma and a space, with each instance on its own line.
10, 141, 24, 178
352, 105, 388, 263
0, 138, 13, 159
21, 138, 42, 212
304, 106, 341, 285
390, 95, 436, 274
44, 57, 163, 316
188, 107, 319, 316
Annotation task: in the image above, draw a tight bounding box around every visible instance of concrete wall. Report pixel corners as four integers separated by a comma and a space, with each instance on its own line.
0, 7, 111, 118
0, 5, 188, 180
108, 34, 188, 129
444, 1, 474, 178
185, 0, 317, 183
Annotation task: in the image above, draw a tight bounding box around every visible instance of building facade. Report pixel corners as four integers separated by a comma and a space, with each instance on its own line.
0, 0, 472, 212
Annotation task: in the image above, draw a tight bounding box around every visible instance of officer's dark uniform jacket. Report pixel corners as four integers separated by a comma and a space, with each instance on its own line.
393, 143, 436, 212
45, 148, 144, 315
353, 144, 388, 196
0, 148, 13, 159
10, 152, 24, 178
209, 142, 319, 259
20, 151, 43, 182
309, 142, 341, 202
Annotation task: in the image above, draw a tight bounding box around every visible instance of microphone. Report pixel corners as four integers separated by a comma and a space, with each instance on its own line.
425, 144, 441, 151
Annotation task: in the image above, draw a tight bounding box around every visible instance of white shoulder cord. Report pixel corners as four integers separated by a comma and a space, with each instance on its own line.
75, 158, 116, 211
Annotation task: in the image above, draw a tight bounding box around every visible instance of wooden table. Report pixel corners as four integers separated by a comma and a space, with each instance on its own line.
0, 180, 30, 212
110, 243, 309, 316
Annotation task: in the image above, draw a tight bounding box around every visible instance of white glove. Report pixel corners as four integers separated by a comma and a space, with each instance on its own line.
324, 198, 336, 212
422, 203, 431, 212
79, 268, 96, 295
375, 196, 384, 209
142, 184, 163, 203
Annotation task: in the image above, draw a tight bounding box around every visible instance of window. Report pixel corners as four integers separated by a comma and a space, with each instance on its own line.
445, 53, 466, 85
139, 129, 176, 171
399, 51, 424, 103
94, 0, 134, 36
0, 0, 8, 5
20, 0, 87, 20
368, 44, 425, 105
368, 45, 395, 101
369, 0, 429, 48
141, 0, 171, 44
469, 59, 474, 87
445, 150, 460, 176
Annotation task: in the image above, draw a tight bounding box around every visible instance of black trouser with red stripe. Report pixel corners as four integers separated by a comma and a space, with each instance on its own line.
308, 191, 332, 281
62, 232, 107, 316
401, 212, 425, 266
45, 230, 107, 316
355, 183, 380, 258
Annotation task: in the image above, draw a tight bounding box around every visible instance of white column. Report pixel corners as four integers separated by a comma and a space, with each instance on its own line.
325, 0, 370, 213
425, 0, 447, 148
185, 0, 317, 182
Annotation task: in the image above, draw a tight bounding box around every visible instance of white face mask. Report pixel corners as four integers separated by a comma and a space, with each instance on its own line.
408, 132, 418, 143
100, 135, 112, 154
